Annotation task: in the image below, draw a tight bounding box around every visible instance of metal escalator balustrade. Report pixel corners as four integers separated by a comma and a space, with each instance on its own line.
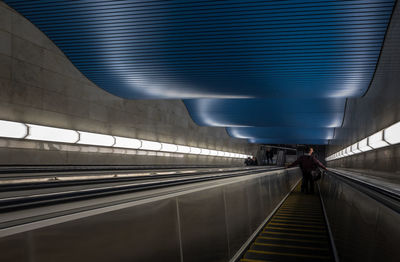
319, 169, 400, 262
240, 183, 334, 262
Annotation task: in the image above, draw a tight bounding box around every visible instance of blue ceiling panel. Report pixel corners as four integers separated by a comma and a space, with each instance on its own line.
249, 138, 329, 145
4, 0, 395, 99
227, 127, 334, 140
4, 0, 395, 145
184, 98, 346, 127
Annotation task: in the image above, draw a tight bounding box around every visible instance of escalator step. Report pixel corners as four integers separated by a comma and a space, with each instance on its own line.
240, 183, 334, 262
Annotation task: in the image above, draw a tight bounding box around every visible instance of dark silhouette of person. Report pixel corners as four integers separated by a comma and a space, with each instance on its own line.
245, 157, 252, 166
287, 146, 327, 193
266, 148, 274, 165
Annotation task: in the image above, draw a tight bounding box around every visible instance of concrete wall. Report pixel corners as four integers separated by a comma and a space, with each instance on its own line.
0, 2, 256, 165
327, 2, 400, 173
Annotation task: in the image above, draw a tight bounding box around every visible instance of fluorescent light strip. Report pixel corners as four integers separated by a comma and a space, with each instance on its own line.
176, 145, 190, 154
0, 120, 28, 139
385, 122, 400, 144
368, 131, 389, 149
114, 136, 141, 149
326, 120, 400, 161
78, 131, 115, 147
27, 124, 79, 143
348, 146, 355, 155
141, 140, 162, 151
351, 143, 361, 154
189, 147, 201, 154
0, 120, 250, 159
359, 138, 372, 152
160, 143, 178, 152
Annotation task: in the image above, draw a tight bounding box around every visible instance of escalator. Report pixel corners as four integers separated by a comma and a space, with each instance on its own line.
240, 183, 335, 262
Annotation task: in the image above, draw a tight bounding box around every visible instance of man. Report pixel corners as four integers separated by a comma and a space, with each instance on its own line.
251, 156, 258, 166
267, 148, 274, 165
266, 148, 273, 165
287, 146, 327, 193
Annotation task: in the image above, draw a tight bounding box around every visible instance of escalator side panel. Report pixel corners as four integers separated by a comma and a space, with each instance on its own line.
320, 173, 400, 262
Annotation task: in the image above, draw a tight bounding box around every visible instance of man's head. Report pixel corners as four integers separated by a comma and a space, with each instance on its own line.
305, 146, 314, 155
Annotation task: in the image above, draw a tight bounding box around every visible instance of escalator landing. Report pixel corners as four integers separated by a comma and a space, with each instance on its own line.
241, 184, 334, 262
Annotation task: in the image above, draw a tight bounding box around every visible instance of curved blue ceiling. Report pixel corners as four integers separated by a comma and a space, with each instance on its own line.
227, 127, 334, 140
184, 98, 346, 127
5, 0, 395, 145
249, 138, 330, 145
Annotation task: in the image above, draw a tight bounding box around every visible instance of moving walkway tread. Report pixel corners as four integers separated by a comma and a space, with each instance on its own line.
240, 184, 334, 262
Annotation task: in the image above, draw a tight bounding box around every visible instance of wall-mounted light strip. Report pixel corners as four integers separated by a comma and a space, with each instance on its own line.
114, 136, 141, 149
0, 120, 251, 159
326, 120, 400, 161
77, 131, 115, 147
27, 124, 79, 143
160, 143, 178, 152
0, 120, 28, 139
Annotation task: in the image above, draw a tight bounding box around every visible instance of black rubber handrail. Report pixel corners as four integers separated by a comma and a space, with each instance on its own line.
0, 166, 277, 191
325, 169, 400, 214
0, 165, 231, 174
0, 168, 283, 213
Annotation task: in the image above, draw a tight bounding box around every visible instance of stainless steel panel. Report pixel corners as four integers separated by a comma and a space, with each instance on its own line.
320, 173, 400, 262
268, 173, 281, 208
178, 187, 229, 262
245, 178, 264, 232
320, 176, 361, 261
338, 183, 379, 262
223, 182, 252, 257
0, 199, 181, 262
0, 232, 30, 261
259, 174, 273, 216
371, 204, 400, 262
0, 169, 303, 262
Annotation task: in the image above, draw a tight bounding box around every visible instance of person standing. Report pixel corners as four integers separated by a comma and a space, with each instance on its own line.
244, 157, 252, 166
265, 148, 270, 165
287, 146, 327, 193
267, 148, 274, 165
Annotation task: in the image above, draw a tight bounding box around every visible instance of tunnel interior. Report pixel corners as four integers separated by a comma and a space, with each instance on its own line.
0, 1, 399, 262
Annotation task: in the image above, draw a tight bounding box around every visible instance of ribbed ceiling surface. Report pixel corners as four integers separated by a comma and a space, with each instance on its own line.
184, 98, 346, 127
5, 0, 395, 145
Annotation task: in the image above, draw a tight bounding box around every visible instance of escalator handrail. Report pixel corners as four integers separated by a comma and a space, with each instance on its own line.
325, 169, 400, 213
0, 168, 284, 213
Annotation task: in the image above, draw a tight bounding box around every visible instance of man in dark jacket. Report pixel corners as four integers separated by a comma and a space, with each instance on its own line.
266, 148, 274, 165
287, 146, 327, 193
